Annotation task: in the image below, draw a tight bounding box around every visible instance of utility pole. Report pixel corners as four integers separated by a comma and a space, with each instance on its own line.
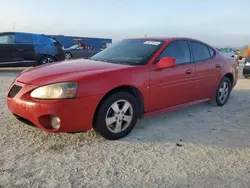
13, 22, 15, 31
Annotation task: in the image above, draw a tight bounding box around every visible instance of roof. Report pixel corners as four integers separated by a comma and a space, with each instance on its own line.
0, 32, 16, 35
127, 37, 213, 47
128, 37, 204, 41
0, 31, 42, 35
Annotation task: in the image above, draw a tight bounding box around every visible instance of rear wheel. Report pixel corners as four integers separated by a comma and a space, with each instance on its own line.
39, 56, 55, 65
210, 77, 232, 106
93, 92, 139, 140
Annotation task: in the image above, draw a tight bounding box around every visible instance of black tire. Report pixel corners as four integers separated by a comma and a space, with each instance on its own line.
210, 77, 232, 106
243, 68, 250, 79
39, 56, 56, 65
93, 92, 139, 140
243, 74, 249, 79
65, 52, 72, 60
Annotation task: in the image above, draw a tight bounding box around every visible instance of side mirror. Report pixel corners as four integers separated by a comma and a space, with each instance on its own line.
155, 57, 176, 70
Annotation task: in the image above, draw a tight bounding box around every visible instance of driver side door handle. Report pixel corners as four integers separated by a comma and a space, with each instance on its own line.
185, 69, 192, 74
215, 64, 221, 68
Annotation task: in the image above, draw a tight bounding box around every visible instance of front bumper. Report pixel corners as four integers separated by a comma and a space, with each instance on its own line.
7, 80, 102, 133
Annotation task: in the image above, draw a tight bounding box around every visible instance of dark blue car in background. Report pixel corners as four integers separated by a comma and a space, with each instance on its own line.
0, 32, 65, 67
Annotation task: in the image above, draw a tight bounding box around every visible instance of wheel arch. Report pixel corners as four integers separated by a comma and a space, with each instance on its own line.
224, 72, 234, 86
93, 85, 145, 124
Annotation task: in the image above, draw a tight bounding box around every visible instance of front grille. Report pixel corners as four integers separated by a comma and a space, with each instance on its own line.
8, 85, 22, 98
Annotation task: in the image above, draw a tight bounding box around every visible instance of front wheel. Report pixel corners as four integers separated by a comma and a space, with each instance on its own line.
93, 92, 139, 140
243, 74, 249, 79
65, 52, 72, 60
210, 77, 232, 106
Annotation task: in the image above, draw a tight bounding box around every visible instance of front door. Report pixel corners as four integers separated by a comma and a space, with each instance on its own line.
14, 33, 35, 64
149, 40, 196, 111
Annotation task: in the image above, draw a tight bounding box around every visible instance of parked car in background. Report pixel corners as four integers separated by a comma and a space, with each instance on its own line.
219, 48, 236, 58
7, 37, 238, 140
243, 57, 250, 78
235, 50, 243, 60
64, 44, 100, 60
0, 32, 65, 67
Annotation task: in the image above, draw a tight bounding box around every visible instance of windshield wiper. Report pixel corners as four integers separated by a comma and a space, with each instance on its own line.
92, 58, 109, 62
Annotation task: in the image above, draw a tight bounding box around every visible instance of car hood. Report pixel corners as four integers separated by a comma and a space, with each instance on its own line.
64, 48, 74, 51
16, 59, 131, 85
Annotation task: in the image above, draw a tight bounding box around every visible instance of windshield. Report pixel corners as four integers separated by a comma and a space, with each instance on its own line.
90, 39, 164, 65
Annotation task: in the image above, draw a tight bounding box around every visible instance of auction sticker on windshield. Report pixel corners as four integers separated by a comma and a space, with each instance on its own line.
143, 41, 161, 45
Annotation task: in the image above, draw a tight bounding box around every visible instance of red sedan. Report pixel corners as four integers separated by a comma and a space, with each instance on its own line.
7, 38, 239, 140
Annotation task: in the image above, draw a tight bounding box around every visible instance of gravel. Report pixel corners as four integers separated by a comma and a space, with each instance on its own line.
0, 64, 250, 188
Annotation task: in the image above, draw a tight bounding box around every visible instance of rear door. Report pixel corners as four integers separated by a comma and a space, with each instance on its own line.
149, 40, 196, 111
188, 41, 222, 100
0, 33, 16, 65
14, 33, 35, 64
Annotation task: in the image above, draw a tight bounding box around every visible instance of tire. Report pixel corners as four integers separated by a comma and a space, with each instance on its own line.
93, 92, 139, 140
243, 74, 249, 79
210, 77, 232, 106
39, 56, 56, 65
65, 52, 72, 60
243, 68, 250, 79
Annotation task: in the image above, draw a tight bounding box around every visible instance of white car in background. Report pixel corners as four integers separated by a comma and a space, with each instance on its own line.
218, 48, 236, 58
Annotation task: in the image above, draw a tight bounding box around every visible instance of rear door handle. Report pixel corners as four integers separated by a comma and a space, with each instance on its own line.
185, 69, 192, 74
215, 64, 221, 68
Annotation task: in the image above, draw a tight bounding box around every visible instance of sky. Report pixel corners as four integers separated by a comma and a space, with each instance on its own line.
0, 0, 250, 47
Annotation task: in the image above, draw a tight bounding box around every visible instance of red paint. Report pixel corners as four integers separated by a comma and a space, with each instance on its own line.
7, 37, 238, 133
144, 99, 210, 118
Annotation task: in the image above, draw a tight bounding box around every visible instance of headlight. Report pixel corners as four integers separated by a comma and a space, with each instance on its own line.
30, 82, 77, 99
245, 62, 250, 66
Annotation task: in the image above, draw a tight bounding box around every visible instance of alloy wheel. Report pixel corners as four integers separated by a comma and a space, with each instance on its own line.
105, 100, 133, 133
65, 53, 72, 60
42, 57, 55, 64
218, 81, 229, 104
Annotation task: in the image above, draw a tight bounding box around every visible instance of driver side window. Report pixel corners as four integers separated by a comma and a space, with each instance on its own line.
156, 40, 191, 65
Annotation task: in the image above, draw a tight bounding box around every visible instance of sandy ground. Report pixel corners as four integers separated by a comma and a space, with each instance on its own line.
0, 63, 250, 188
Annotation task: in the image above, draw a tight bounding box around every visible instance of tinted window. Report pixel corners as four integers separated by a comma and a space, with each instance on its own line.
15, 33, 33, 43
209, 48, 215, 57
0, 34, 15, 44
157, 40, 191, 65
190, 42, 211, 61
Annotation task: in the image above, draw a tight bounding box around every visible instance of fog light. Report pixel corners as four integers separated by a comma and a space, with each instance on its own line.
50, 115, 61, 129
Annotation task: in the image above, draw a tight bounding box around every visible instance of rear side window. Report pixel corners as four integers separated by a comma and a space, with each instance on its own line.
15, 33, 33, 43
157, 40, 191, 65
209, 48, 215, 57
190, 41, 210, 62
0, 34, 15, 44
